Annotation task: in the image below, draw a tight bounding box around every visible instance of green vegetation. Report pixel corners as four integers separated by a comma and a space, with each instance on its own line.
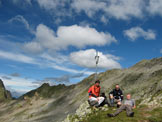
21, 83, 69, 99
147, 107, 162, 122
81, 106, 162, 122
121, 73, 143, 86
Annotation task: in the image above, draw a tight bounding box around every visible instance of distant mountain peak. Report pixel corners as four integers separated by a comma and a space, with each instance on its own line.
0, 79, 12, 102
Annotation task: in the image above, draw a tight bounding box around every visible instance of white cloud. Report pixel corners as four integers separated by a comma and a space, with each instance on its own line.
71, 0, 106, 17
0, 50, 38, 64
8, 15, 34, 34
105, 0, 144, 20
24, 24, 117, 52
23, 41, 43, 54
57, 25, 117, 47
35, 0, 146, 23
124, 27, 156, 41
37, 0, 144, 21
70, 49, 121, 69
11, 0, 162, 22
36, 0, 72, 18
37, 0, 62, 10
147, 0, 162, 16
71, 0, 144, 20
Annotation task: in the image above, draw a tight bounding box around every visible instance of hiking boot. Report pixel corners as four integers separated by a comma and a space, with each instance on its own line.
107, 113, 115, 117
129, 112, 134, 117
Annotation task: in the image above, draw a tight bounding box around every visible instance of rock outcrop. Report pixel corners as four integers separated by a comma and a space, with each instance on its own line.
0, 79, 12, 102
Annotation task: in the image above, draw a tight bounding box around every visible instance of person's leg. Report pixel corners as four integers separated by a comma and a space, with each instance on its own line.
113, 105, 126, 116
114, 99, 120, 108
107, 105, 126, 117
103, 97, 111, 107
98, 97, 105, 105
125, 105, 134, 117
110, 98, 115, 107
117, 99, 122, 108
88, 97, 98, 106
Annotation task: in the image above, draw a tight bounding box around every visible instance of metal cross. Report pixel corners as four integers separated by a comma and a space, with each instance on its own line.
95, 51, 100, 80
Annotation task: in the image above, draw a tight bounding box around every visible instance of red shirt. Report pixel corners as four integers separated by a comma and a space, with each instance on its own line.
89, 85, 100, 98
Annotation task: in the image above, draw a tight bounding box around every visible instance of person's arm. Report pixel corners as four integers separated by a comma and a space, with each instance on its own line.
132, 105, 136, 109
91, 86, 97, 98
132, 100, 136, 109
120, 90, 124, 100
109, 90, 114, 99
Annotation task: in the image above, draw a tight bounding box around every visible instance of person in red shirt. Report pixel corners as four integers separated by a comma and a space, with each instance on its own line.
88, 80, 105, 107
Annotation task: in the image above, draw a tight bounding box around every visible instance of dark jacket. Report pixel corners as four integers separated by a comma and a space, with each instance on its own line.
109, 89, 123, 100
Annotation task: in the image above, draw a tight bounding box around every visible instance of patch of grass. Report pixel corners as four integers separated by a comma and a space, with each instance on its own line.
147, 107, 162, 122
121, 73, 143, 86
80, 106, 162, 122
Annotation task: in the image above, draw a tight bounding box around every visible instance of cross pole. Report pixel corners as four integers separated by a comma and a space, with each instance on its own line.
95, 51, 100, 81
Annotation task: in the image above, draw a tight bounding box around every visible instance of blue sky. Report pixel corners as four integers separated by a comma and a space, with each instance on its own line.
0, 0, 162, 97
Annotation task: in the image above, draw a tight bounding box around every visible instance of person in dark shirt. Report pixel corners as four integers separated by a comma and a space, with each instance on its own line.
109, 84, 123, 107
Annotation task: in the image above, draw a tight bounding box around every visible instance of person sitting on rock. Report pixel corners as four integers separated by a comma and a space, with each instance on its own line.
107, 94, 136, 117
109, 84, 123, 107
88, 80, 105, 107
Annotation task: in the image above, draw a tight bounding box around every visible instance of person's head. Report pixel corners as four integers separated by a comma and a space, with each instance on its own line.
126, 94, 131, 100
95, 80, 100, 86
115, 84, 120, 90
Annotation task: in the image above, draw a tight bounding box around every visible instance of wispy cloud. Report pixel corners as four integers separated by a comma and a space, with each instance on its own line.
0, 50, 38, 64
0, 49, 93, 75
71, 0, 144, 20
8, 15, 34, 34
124, 27, 156, 41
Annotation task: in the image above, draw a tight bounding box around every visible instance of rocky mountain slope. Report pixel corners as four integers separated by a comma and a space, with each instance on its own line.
0, 57, 162, 122
0, 79, 12, 102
